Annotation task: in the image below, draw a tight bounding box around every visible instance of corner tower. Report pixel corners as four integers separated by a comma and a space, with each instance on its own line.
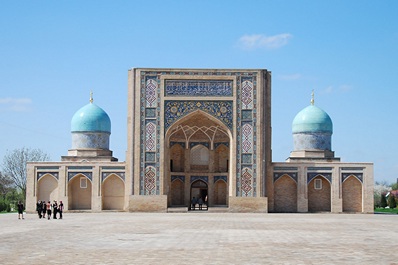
62, 92, 117, 162
287, 91, 339, 162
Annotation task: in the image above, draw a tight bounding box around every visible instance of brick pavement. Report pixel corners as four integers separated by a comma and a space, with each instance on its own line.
0, 212, 397, 265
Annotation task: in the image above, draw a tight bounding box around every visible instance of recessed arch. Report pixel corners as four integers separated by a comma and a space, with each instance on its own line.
68, 173, 92, 210
342, 175, 362, 212
102, 173, 125, 210
308, 175, 331, 212
37, 174, 58, 203
274, 175, 297, 212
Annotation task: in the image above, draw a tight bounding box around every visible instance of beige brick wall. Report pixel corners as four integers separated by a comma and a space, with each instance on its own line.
274, 176, 297, 212
129, 195, 168, 212
342, 176, 362, 212
308, 177, 331, 212
228, 197, 267, 213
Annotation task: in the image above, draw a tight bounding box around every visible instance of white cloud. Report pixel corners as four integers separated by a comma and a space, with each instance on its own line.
237, 33, 293, 50
278, 73, 302, 80
0, 97, 32, 112
322, 85, 352, 94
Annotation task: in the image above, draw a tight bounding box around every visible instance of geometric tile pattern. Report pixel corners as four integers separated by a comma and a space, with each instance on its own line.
165, 80, 233, 97
37, 172, 59, 181
67, 172, 93, 182
164, 100, 233, 131
241, 167, 253, 196
342, 173, 363, 183
241, 80, 253, 109
145, 121, 156, 152
237, 76, 257, 197
273, 172, 298, 183
307, 173, 332, 184
101, 172, 126, 182
145, 78, 157, 108
144, 166, 156, 195
241, 123, 253, 153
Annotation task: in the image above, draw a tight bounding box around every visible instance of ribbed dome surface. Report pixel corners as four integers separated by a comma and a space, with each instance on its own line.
71, 103, 111, 133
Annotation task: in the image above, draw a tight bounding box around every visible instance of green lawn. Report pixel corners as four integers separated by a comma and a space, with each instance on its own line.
375, 208, 398, 214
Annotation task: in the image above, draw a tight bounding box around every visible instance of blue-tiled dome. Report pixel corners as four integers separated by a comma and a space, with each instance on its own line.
292, 105, 333, 134
71, 102, 111, 133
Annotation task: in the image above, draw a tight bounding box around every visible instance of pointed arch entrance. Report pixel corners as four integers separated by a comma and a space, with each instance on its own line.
165, 110, 232, 208
342, 175, 362, 212
191, 180, 208, 210
102, 174, 125, 210
68, 174, 92, 210
274, 175, 297, 213
308, 175, 331, 212
37, 174, 58, 202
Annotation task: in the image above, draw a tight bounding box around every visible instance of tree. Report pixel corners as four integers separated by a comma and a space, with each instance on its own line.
0, 171, 13, 198
380, 193, 388, 208
388, 194, 396, 209
2, 147, 50, 199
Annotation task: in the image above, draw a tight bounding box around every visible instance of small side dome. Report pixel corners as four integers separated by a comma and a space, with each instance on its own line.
71, 101, 111, 133
292, 105, 333, 134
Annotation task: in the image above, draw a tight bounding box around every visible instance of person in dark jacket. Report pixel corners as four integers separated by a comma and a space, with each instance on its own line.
17, 201, 24, 220
36, 200, 42, 218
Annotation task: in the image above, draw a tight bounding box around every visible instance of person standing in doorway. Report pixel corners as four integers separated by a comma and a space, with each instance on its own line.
58, 201, 64, 219
191, 197, 197, 210
17, 201, 24, 219
198, 197, 203, 210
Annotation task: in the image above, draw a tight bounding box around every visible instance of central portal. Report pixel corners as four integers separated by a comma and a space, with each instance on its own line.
166, 110, 231, 208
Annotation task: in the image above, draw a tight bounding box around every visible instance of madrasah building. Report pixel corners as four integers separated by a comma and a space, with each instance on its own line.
26, 68, 374, 213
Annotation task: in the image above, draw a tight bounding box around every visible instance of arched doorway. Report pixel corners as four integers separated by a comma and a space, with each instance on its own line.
191, 180, 208, 209
213, 179, 227, 206
68, 174, 92, 210
342, 175, 362, 212
165, 110, 232, 208
171, 179, 185, 206
37, 174, 58, 203
274, 175, 297, 213
308, 175, 331, 212
102, 174, 125, 210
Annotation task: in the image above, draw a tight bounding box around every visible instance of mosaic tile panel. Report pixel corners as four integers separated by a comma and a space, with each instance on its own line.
145, 78, 158, 108
145, 121, 156, 152
241, 167, 253, 197
241, 79, 253, 109
214, 176, 227, 183
67, 172, 92, 181
165, 80, 233, 97
191, 176, 208, 183
164, 100, 233, 131
101, 172, 125, 182
241, 123, 253, 153
37, 172, 59, 181
342, 173, 363, 183
144, 166, 156, 195
273, 172, 298, 183
307, 173, 332, 184
171, 175, 185, 183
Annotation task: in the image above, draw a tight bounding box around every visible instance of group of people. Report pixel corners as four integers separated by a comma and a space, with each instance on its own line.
191, 195, 208, 210
36, 200, 64, 220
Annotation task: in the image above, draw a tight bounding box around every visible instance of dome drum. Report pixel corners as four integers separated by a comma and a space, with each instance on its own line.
72, 132, 110, 150
293, 132, 331, 151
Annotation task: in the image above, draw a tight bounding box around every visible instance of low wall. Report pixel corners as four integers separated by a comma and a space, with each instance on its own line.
228, 197, 268, 213
129, 195, 168, 212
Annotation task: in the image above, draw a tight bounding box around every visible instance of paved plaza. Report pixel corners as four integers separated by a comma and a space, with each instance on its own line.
0, 212, 397, 265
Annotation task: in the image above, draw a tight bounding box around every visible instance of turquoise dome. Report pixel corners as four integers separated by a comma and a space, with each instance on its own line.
71, 103, 111, 133
292, 105, 332, 134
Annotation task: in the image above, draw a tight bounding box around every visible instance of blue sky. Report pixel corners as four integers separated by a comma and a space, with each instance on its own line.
0, 1, 397, 184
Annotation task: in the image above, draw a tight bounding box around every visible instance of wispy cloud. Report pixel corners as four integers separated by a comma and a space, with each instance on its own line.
278, 73, 302, 80
322, 85, 353, 94
0, 97, 33, 112
237, 33, 293, 50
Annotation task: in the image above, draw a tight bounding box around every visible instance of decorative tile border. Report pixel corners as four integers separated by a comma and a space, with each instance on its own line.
165, 80, 233, 97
